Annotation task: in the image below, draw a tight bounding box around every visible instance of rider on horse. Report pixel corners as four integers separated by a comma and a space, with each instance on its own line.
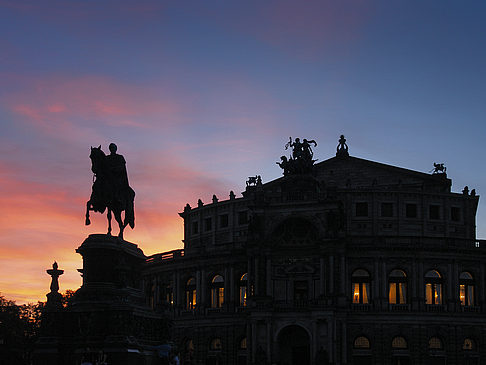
86, 143, 135, 239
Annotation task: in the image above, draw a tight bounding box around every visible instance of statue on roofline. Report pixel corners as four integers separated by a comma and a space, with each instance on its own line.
277, 136, 318, 175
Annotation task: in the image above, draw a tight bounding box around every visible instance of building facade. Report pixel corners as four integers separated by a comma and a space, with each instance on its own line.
143, 139, 484, 365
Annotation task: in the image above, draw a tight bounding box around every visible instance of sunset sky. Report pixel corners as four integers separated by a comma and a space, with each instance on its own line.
1, 1, 485, 304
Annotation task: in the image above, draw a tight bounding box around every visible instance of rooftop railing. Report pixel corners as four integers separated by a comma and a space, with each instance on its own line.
146, 249, 184, 264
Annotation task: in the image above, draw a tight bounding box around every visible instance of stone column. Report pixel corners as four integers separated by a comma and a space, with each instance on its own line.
255, 257, 259, 295
329, 255, 334, 295
480, 263, 485, 310
447, 263, 453, 311
176, 270, 181, 308
412, 260, 418, 310
266, 321, 272, 363
373, 260, 379, 307
382, 260, 387, 309
341, 321, 347, 365
196, 270, 201, 306
224, 267, 229, 308
320, 257, 325, 297
229, 266, 234, 306
251, 321, 257, 362
418, 261, 424, 308
340, 255, 345, 295
172, 272, 177, 307
248, 257, 253, 297
266, 257, 273, 296
201, 269, 206, 307
312, 320, 318, 363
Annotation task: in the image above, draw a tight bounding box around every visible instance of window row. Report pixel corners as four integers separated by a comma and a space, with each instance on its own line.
355, 202, 462, 221
352, 269, 476, 306
354, 335, 477, 351
191, 211, 249, 234
184, 337, 247, 352
165, 273, 248, 310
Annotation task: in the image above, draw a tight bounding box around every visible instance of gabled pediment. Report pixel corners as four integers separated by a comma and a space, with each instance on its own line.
313, 156, 451, 192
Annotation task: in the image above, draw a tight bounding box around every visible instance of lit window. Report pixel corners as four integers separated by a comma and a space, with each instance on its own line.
463, 338, 475, 350
185, 277, 196, 310
165, 283, 174, 306
354, 336, 370, 349
186, 339, 194, 352
210, 338, 222, 351
211, 275, 224, 308
352, 269, 370, 304
425, 270, 443, 305
429, 337, 443, 349
459, 272, 475, 306
239, 337, 247, 350
239, 273, 248, 307
389, 269, 407, 304
392, 336, 407, 349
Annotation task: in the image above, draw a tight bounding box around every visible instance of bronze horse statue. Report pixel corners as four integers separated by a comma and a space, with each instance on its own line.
85, 145, 135, 239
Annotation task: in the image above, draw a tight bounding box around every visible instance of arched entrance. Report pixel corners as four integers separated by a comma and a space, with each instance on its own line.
277, 325, 310, 365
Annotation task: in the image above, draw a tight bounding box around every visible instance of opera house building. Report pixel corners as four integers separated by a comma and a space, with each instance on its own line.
141, 137, 484, 365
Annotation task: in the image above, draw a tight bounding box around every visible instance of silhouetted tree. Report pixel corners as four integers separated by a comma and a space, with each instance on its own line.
61, 289, 76, 307
0, 293, 44, 365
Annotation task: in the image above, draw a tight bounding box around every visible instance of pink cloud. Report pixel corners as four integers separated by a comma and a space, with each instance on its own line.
2, 73, 182, 138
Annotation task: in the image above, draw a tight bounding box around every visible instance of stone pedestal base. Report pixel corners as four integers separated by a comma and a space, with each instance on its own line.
34, 234, 169, 365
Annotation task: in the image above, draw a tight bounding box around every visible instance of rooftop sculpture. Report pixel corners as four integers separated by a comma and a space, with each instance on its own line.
336, 135, 349, 157
277, 137, 317, 175
431, 162, 447, 175
85, 143, 135, 239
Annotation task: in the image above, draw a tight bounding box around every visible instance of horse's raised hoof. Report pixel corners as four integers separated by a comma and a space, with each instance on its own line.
85, 218, 91, 225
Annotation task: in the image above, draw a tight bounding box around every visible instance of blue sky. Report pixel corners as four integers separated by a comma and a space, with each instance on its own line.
1, 0, 485, 302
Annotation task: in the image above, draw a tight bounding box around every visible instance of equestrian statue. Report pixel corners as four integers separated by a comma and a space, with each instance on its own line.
85, 143, 135, 239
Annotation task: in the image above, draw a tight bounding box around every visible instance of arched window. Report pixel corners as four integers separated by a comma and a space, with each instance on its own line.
463, 338, 475, 350
165, 282, 174, 306
352, 269, 370, 304
239, 273, 248, 307
460, 272, 475, 306
186, 339, 195, 352
425, 270, 443, 305
210, 338, 222, 351
392, 336, 407, 349
354, 336, 370, 349
211, 275, 224, 308
185, 277, 196, 310
389, 269, 407, 304
239, 337, 247, 350
429, 337, 443, 349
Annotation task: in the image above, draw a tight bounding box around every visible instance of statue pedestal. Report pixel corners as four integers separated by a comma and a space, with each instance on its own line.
75, 234, 146, 304
34, 234, 169, 365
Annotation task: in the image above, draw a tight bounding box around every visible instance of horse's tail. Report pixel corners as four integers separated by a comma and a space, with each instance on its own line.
124, 188, 135, 229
